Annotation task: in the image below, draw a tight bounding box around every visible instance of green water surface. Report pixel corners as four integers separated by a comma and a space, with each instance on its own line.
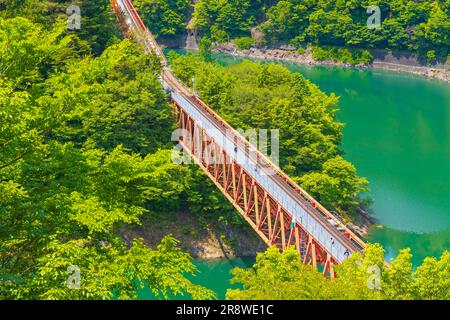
138, 258, 254, 300
281, 63, 450, 264
160, 52, 450, 298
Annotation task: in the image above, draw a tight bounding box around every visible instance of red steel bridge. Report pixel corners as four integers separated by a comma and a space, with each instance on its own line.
111, 0, 367, 277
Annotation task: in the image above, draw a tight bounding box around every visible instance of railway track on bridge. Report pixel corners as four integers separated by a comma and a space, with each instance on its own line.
111, 0, 368, 276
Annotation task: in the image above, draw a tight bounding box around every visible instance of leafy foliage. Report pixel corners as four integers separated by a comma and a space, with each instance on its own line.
192, 0, 450, 61
28, 236, 214, 300
192, 0, 259, 42
311, 46, 374, 65
227, 245, 450, 300
234, 36, 254, 50
0, 7, 214, 300
227, 247, 335, 300
134, 0, 192, 36
1, 0, 120, 55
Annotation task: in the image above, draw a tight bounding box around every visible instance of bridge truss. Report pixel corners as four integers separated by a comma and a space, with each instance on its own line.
111, 0, 367, 277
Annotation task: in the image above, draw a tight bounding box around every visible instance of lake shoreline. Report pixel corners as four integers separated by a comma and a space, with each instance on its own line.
212, 44, 450, 83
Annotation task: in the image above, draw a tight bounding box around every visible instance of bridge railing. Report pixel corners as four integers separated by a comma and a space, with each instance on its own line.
113, 0, 167, 66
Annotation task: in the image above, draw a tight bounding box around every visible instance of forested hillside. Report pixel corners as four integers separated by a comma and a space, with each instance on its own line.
134, 0, 450, 63
0, 0, 222, 299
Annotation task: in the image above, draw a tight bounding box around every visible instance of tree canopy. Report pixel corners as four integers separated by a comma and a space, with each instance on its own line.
0, 1, 216, 300
190, 0, 450, 62
227, 245, 450, 300
134, 0, 192, 36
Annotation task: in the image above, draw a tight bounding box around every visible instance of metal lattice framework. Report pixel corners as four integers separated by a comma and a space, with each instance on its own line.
111, 0, 368, 277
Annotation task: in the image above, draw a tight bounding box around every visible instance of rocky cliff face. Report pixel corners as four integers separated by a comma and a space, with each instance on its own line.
120, 210, 266, 259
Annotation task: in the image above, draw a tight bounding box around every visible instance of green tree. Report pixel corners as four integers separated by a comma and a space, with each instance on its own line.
299, 157, 369, 215
1, 0, 120, 55
0, 17, 80, 89
226, 247, 336, 300
29, 237, 215, 300
0, 10, 215, 300
134, 0, 191, 36
199, 37, 213, 61
261, 1, 310, 43
192, 0, 258, 40
413, 251, 450, 300
427, 50, 437, 65
227, 244, 450, 300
